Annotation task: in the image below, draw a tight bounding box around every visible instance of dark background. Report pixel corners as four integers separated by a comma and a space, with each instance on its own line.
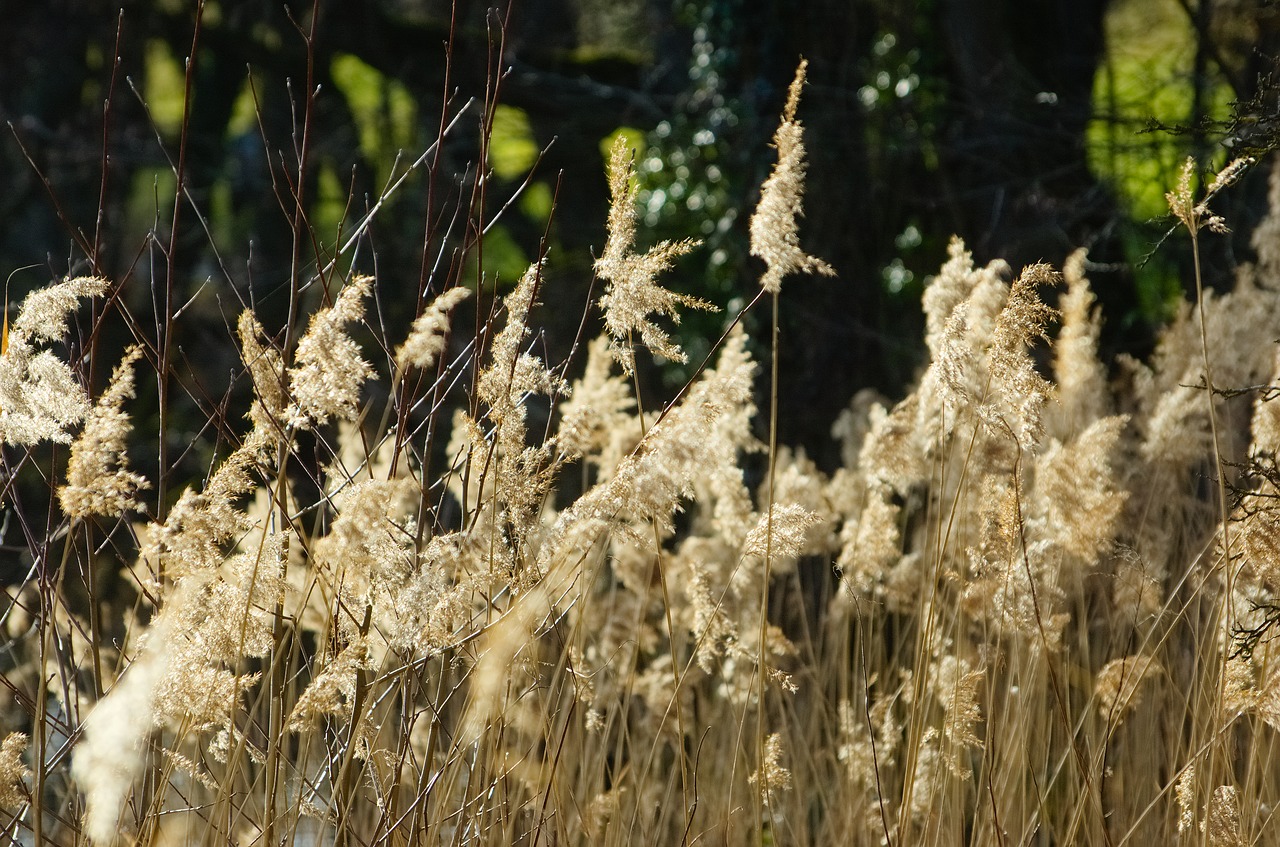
2, 0, 1278, 470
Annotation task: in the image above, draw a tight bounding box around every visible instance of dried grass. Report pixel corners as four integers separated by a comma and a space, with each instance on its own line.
2, 63, 1279, 847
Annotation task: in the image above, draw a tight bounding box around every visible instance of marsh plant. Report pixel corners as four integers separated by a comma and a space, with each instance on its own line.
2, 59, 1279, 847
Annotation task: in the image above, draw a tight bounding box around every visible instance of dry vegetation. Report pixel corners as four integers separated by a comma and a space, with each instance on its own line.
2, 60, 1280, 847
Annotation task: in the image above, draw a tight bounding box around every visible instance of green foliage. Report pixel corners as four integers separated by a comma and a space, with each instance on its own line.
144, 39, 185, 138
462, 224, 531, 292
519, 181, 555, 222
598, 126, 646, 168
1087, 0, 1235, 221
124, 167, 176, 245
575, 0, 652, 59
489, 105, 540, 181
330, 52, 419, 183
225, 78, 260, 138
1127, 231, 1185, 324
313, 162, 352, 256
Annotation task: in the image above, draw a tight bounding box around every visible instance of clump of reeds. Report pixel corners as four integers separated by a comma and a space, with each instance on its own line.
2, 52, 1279, 847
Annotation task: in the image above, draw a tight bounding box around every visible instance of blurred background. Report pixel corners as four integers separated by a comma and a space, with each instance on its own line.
2, 0, 1277, 464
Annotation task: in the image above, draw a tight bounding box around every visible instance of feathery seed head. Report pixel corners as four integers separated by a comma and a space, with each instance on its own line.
0, 275, 108, 446
1095, 655, 1159, 721
1051, 249, 1108, 434
749, 733, 793, 807
238, 310, 287, 434
0, 733, 29, 808
140, 430, 267, 579
750, 60, 835, 293
59, 345, 150, 519
396, 285, 471, 373
742, 503, 821, 562
1176, 766, 1198, 834
596, 137, 710, 372
1204, 785, 1243, 847
286, 274, 375, 429
12, 275, 108, 344
986, 263, 1060, 445
933, 655, 984, 773
1169, 156, 1253, 235
556, 334, 638, 466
